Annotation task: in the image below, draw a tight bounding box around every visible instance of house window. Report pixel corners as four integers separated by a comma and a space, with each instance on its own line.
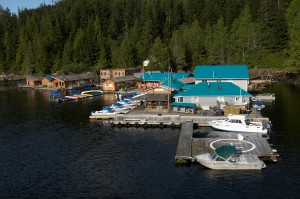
122, 72, 125, 75
178, 97, 183, 102
192, 97, 198, 103
202, 80, 207, 82
217, 97, 225, 102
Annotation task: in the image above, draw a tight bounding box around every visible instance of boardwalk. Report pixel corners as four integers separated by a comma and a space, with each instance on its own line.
175, 121, 194, 161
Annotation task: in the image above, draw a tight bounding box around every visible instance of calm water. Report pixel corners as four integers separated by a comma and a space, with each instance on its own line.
0, 83, 300, 199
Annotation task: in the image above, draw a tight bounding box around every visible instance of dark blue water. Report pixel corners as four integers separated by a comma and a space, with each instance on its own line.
0, 84, 300, 199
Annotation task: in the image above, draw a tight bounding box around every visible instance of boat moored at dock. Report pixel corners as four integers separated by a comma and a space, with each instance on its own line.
195, 145, 266, 170
209, 114, 270, 134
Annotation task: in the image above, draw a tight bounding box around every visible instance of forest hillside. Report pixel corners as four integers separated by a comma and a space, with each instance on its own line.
0, 0, 300, 75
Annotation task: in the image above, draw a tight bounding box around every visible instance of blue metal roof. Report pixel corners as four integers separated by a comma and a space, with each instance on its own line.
141, 72, 191, 82
181, 84, 195, 90
194, 65, 249, 79
174, 82, 251, 97
161, 78, 185, 90
171, 102, 196, 108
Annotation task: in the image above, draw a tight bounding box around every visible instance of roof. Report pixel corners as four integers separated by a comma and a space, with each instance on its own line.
178, 77, 195, 84
44, 75, 52, 81
181, 84, 195, 90
25, 75, 43, 81
174, 82, 252, 97
161, 78, 185, 91
170, 102, 196, 108
52, 72, 97, 82
194, 65, 249, 79
107, 75, 139, 83
215, 146, 237, 157
132, 94, 168, 102
140, 72, 191, 82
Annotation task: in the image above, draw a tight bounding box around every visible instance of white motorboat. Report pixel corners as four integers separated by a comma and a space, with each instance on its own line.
195, 145, 266, 170
90, 107, 121, 116
208, 114, 269, 134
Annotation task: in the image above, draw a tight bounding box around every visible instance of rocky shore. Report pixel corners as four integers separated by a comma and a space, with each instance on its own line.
249, 68, 300, 87
0, 73, 25, 86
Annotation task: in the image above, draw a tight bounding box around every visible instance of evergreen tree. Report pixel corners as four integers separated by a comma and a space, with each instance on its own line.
285, 0, 300, 71
148, 37, 170, 71
169, 30, 186, 71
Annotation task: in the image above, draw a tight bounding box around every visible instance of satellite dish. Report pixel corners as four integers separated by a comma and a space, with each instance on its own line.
143, 60, 150, 67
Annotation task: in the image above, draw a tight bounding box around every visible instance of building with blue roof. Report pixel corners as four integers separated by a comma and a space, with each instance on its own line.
194, 65, 249, 91
173, 82, 251, 110
138, 72, 192, 89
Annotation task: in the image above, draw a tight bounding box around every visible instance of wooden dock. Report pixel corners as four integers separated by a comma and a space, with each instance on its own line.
175, 121, 194, 162
91, 114, 270, 128
175, 122, 278, 165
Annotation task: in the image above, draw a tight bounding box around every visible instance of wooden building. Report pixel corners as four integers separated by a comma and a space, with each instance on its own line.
102, 75, 139, 91
41, 72, 98, 89
25, 75, 43, 87
100, 68, 136, 83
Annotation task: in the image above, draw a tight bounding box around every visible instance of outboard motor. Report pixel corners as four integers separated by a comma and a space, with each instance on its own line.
263, 121, 272, 131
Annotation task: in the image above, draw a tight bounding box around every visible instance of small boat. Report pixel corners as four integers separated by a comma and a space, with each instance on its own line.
91, 107, 121, 116
81, 90, 103, 97
48, 91, 63, 99
195, 145, 266, 170
209, 114, 269, 134
252, 100, 265, 111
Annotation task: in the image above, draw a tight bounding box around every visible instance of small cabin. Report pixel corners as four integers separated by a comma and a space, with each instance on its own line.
25, 75, 43, 87
102, 75, 139, 91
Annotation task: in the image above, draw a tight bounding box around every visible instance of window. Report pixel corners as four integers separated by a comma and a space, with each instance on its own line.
178, 97, 183, 102
192, 97, 198, 103
122, 72, 125, 75
202, 80, 207, 82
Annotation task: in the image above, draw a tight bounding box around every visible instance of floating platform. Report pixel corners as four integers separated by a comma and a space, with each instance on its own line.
94, 114, 270, 128
175, 122, 278, 165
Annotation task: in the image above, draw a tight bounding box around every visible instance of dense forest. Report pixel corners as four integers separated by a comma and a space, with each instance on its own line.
0, 0, 300, 75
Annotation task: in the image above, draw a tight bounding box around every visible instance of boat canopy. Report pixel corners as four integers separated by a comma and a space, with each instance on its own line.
102, 107, 113, 111
215, 146, 237, 157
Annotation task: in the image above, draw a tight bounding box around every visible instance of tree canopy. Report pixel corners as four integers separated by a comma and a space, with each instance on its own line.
0, 0, 298, 75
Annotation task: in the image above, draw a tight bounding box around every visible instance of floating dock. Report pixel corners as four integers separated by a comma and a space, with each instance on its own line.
175, 121, 278, 165
91, 114, 270, 128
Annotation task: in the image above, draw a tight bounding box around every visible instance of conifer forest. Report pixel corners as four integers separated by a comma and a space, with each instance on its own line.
0, 0, 300, 75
